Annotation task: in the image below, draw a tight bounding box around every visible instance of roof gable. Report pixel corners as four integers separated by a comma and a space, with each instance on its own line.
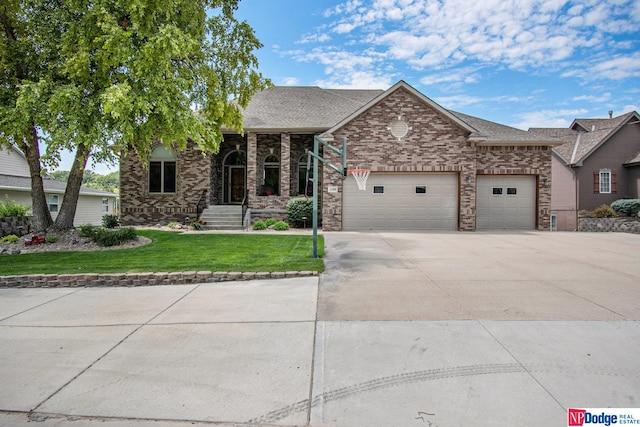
324, 80, 476, 138
534, 111, 640, 165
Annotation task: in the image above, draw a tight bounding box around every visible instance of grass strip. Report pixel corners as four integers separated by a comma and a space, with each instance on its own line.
0, 230, 324, 275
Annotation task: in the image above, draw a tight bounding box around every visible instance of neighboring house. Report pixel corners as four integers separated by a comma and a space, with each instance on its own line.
530, 111, 640, 231
0, 145, 118, 226
120, 80, 561, 231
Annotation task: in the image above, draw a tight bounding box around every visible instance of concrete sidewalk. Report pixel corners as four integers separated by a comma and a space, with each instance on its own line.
1, 231, 639, 426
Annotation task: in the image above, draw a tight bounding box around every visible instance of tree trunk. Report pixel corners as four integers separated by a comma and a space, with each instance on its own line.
20, 127, 53, 232
53, 143, 92, 230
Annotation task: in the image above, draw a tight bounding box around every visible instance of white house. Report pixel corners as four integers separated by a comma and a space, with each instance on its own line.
0, 145, 118, 226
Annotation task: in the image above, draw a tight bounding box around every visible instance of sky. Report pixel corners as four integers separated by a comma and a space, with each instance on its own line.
66, 0, 640, 174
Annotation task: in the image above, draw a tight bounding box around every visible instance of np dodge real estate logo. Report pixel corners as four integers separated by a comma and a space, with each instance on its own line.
568, 408, 640, 426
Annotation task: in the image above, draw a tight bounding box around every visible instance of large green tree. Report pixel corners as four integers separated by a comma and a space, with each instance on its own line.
1, 0, 269, 230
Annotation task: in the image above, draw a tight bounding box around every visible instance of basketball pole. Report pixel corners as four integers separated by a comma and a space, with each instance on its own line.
307, 135, 347, 258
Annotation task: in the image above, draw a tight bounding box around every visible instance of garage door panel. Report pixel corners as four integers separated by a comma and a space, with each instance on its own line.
477, 176, 535, 230
343, 173, 458, 231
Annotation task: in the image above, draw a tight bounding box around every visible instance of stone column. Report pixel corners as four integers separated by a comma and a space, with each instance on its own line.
247, 133, 257, 203
280, 133, 291, 197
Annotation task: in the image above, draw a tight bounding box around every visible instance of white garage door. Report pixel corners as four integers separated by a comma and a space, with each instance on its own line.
343, 173, 458, 231
477, 176, 536, 230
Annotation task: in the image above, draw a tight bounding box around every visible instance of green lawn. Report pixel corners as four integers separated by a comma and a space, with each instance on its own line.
0, 230, 324, 275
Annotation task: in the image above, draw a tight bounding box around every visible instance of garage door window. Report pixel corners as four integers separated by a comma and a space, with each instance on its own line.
373, 186, 384, 194
492, 187, 503, 195
415, 186, 426, 194
507, 188, 517, 195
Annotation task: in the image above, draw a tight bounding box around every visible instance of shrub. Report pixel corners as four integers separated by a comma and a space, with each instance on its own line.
191, 219, 206, 230
1, 234, 19, 244
610, 199, 640, 217
252, 220, 267, 230
265, 218, 277, 227
0, 196, 28, 218
274, 220, 289, 231
102, 214, 120, 228
77, 224, 99, 238
287, 197, 313, 228
592, 204, 617, 218
167, 221, 181, 228
92, 227, 137, 247
45, 236, 58, 244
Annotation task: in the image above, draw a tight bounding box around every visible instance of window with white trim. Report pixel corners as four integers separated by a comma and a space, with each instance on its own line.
599, 170, 611, 194
49, 195, 59, 212
149, 146, 176, 193
102, 198, 109, 213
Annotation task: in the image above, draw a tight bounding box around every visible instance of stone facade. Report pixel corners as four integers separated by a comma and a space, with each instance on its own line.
579, 217, 640, 233
120, 141, 212, 225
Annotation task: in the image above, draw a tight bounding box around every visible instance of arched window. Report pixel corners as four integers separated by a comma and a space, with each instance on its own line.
149, 146, 176, 193
262, 154, 280, 196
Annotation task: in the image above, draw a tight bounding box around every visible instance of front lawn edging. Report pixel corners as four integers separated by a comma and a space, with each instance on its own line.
0, 270, 319, 288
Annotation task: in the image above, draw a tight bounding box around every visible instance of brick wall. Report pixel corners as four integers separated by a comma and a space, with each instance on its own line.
120, 141, 212, 225
321, 87, 552, 231
476, 145, 552, 230
323, 87, 475, 230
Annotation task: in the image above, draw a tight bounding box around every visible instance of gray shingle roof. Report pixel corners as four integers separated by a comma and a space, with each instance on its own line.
449, 111, 559, 144
239, 84, 559, 146
240, 86, 383, 131
0, 174, 117, 196
530, 111, 639, 165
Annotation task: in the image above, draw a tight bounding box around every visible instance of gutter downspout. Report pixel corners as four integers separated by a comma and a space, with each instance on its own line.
570, 133, 581, 231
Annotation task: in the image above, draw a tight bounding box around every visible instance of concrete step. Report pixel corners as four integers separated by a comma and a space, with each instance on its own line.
199, 205, 243, 230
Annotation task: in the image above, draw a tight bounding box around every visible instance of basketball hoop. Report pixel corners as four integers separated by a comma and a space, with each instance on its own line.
347, 169, 370, 191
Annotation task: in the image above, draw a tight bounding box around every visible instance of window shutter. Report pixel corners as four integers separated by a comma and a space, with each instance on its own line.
611, 171, 617, 194
593, 172, 599, 193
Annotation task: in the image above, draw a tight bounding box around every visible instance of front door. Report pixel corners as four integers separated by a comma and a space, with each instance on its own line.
230, 166, 245, 203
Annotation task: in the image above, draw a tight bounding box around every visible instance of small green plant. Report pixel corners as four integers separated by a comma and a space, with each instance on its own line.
287, 197, 313, 228
45, 236, 58, 244
167, 221, 181, 228
93, 227, 138, 247
252, 220, 267, 230
611, 199, 640, 217
102, 214, 120, 228
592, 204, 617, 218
191, 219, 206, 230
1, 234, 19, 244
0, 196, 28, 218
77, 224, 99, 238
265, 218, 277, 227
274, 220, 289, 231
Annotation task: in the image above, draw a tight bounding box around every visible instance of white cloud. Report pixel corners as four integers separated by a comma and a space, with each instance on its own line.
572, 93, 612, 102
511, 109, 590, 130
280, 77, 300, 86
434, 95, 483, 109
313, 0, 640, 80
622, 104, 639, 114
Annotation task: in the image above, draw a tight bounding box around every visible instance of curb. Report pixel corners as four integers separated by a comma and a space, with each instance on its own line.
0, 271, 319, 288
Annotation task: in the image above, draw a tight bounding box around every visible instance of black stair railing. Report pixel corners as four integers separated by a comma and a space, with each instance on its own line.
196, 189, 208, 219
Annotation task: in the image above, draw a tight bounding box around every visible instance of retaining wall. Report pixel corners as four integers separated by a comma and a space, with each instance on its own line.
0, 270, 318, 288
578, 217, 640, 234
0, 216, 32, 238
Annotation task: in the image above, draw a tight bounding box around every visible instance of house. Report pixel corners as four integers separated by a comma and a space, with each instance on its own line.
530, 111, 640, 231
0, 145, 118, 226
120, 80, 562, 231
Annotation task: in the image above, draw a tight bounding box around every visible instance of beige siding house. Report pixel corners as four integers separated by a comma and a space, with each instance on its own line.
121, 80, 562, 231
0, 145, 118, 226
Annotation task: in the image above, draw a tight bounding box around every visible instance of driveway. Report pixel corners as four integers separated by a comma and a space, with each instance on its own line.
1, 231, 639, 427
